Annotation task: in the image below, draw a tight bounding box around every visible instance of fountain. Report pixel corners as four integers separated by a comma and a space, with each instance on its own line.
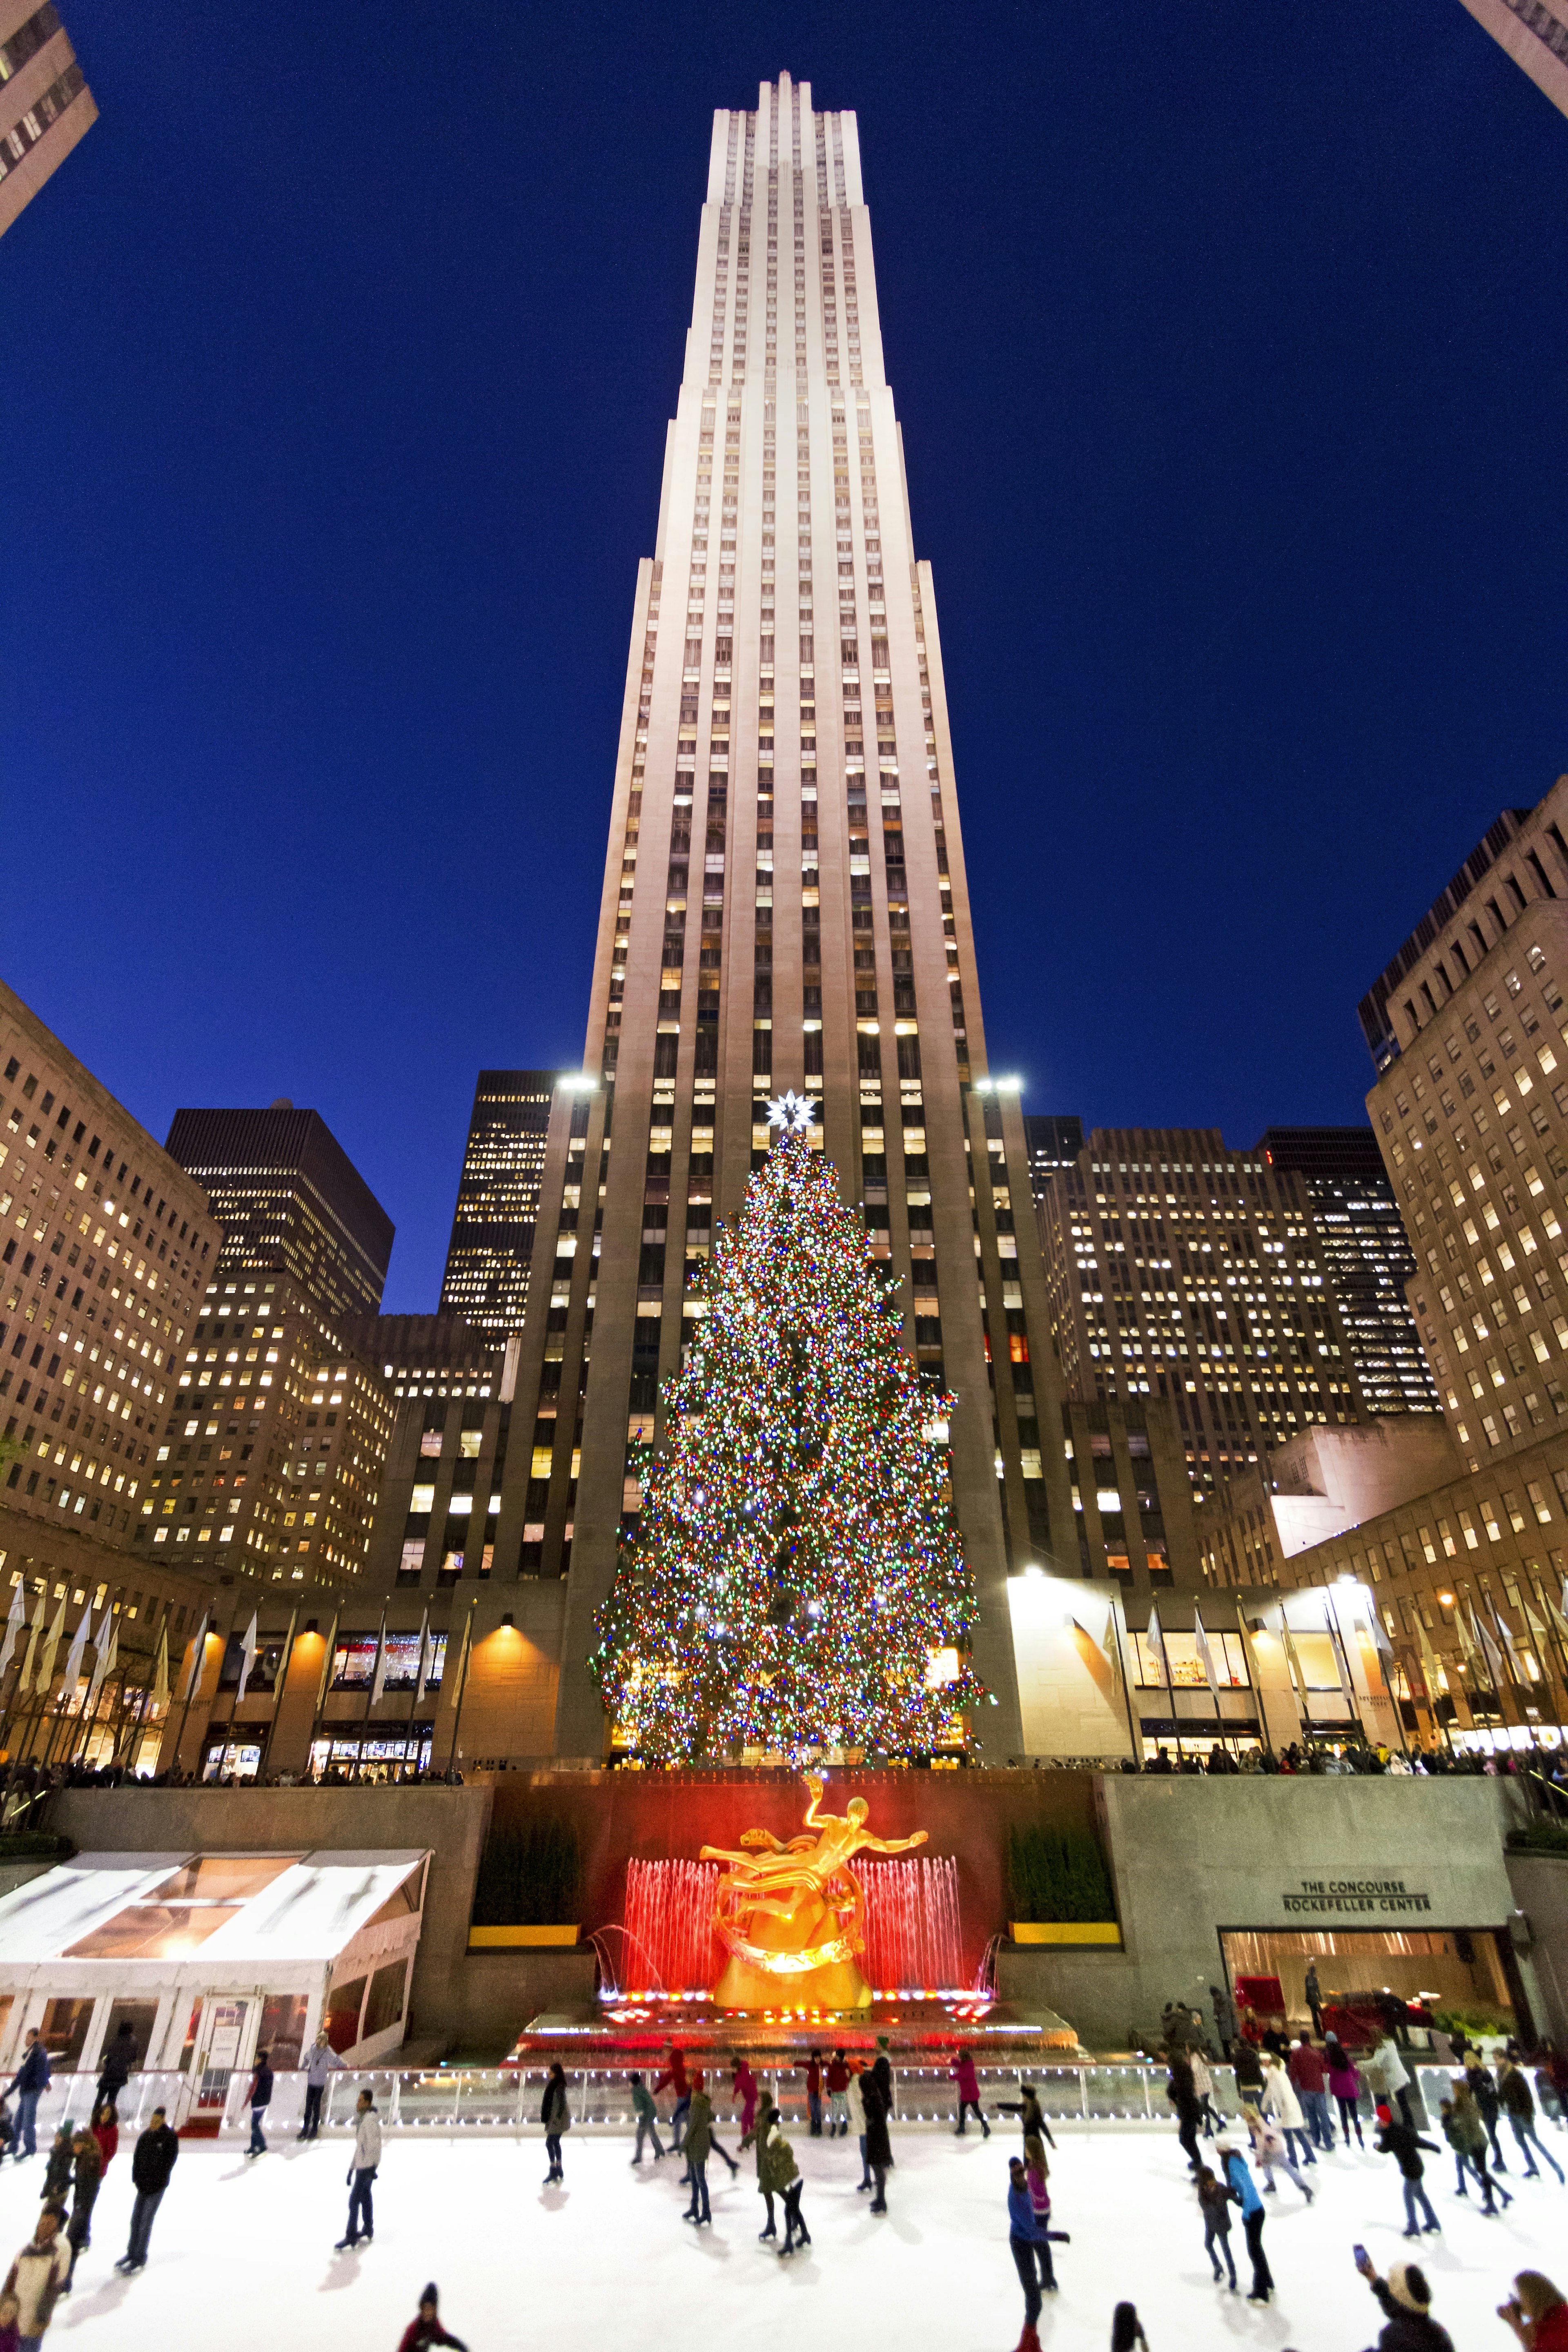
620, 1852, 964, 2001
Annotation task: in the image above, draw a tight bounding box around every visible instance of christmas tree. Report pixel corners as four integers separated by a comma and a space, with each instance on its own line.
590, 1091, 984, 1761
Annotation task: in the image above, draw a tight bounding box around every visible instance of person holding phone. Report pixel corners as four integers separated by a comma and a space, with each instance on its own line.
1353, 2249, 1453, 2352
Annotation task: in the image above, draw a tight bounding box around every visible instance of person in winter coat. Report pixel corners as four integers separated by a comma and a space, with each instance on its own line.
62, 2129, 100, 2287
740, 2089, 780, 2238
1304, 1961, 1324, 2037
951, 2048, 989, 2137
1499, 2058, 1566, 2183
1022, 2134, 1056, 2291
1210, 1982, 1238, 2057
1353, 2250, 1454, 2352
1288, 2035, 1334, 2151
801, 2051, 824, 2137
298, 2028, 345, 2142
653, 2045, 691, 2155
1499, 2270, 1568, 2352
39, 2129, 72, 2209
1242, 2106, 1314, 2203
1259, 2050, 1318, 2169
1216, 2137, 1272, 2304
629, 2072, 664, 2164
846, 2064, 871, 2191
1195, 2163, 1238, 2289
3, 2208, 69, 2346
1374, 2110, 1442, 2238
769, 2115, 809, 2256
1167, 2054, 1203, 2172
397, 2281, 469, 2352
114, 2105, 177, 2273
1365, 2035, 1415, 2129
998, 2082, 1056, 2152
730, 2055, 759, 2138
1110, 2306, 1147, 2352
1439, 2091, 1510, 2213
1189, 2047, 1220, 2138
1007, 2156, 1052, 2352
860, 2066, 892, 2213
88, 2102, 116, 2178
1465, 2057, 1509, 2171
826, 2050, 849, 2137
92, 2023, 136, 2118
539, 2065, 569, 2187
245, 2047, 274, 2159
1327, 2038, 1365, 2146
336, 2088, 382, 2247
8, 2034, 50, 2161
681, 2076, 713, 2227
1231, 2038, 1266, 2105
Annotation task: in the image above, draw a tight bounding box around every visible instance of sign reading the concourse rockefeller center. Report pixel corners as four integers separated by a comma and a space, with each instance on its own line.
1282, 1878, 1432, 1918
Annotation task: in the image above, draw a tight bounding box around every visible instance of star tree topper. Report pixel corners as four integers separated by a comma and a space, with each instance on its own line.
766, 1089, 816, 1135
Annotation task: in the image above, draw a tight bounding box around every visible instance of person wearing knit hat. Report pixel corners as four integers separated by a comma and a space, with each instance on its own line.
396, 2282, 468, 2352
1354, 2249, 1454, 2352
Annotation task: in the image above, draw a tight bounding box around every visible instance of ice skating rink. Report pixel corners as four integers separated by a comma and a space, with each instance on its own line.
17, 2118, 1567, 2351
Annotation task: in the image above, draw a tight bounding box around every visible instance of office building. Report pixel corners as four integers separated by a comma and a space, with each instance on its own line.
1022, 1114, 1084, 1196
439, 1071, 555, 1338
1035, 1127, 1372, 1500
158, 1105, 397, 1590
1457, 0, 1568, 124
1256, 1126, 1440, 1418
477, 76, 1064, 1759
0, 1, 95, 238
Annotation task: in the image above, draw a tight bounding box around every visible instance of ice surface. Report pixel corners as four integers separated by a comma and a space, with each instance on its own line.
20, 2110, 1567, 2351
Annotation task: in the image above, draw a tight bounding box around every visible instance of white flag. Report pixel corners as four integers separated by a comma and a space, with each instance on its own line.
368, 1613, 388, 1706
235, 1612, 259, 1703
1193, 1610, 1221, 1696
181, 1611, 210, 1702
36, 1596, 66, 1692
413, 1609, 431, 1703
151, 1618, 170, 1711
1146, 1604, 1166, 1670
0, 1580, 25, 1682
59, 1606, 92, 1702
87, 1615, 117, 1711
1365, 1607, 1394, 1658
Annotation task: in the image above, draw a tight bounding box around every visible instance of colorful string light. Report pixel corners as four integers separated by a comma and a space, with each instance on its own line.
590, 1125, 983, 1759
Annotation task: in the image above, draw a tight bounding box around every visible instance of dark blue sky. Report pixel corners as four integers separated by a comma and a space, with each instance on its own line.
4, 3, 1565, 1310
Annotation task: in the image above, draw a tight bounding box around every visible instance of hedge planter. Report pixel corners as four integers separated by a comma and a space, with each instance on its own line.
468, 1925, 579, 1949
1010, 1922, 1123, 1947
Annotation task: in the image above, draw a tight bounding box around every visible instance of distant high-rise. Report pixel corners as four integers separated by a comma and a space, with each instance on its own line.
1457, 0, 1568, 125
0, 2, 96, 237
160, 1104, 396, 1589
483, 76, 1058, 1759
1022, 1114, 1085, 1197
1255, 1127, 1440, 1420
166, 1105, 393, 1323
439, 1071, 555, 1337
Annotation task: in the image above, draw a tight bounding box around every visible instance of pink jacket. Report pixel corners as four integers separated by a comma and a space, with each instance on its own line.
952, 2054, 980, 2102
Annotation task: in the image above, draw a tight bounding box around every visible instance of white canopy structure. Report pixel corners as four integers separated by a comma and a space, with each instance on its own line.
0, 1848, 428, 2125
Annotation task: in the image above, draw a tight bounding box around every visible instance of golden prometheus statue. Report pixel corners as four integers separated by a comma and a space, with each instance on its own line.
700, 1773, 929, 2010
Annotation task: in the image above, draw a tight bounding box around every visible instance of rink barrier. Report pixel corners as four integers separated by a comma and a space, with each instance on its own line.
15, 2060, 1445, 2143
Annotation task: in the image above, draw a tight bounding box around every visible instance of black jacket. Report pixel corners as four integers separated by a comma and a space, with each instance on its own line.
131, 2123, 179, 2194
97, 2031, 135, 2091
860, 2075, 892, 2167
1375, 2122, 1438, 2180
1363, 2279, 1454, 2352
249, 2063, 274, 2107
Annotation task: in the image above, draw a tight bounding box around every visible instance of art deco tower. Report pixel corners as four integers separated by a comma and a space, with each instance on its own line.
492, 76, 1064, 1758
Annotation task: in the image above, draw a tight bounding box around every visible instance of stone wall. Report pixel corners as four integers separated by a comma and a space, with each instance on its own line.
1505, 1849, 1568, 2047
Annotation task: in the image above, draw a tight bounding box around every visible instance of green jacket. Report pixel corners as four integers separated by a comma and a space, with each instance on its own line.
1442, 2104, 1485, 2155
631, 2080, 656, 2123
762, 2125, 798, 2194
1499, 2067, 1534, 2120
740, 2098, 777, 2178
684, 2091, 713, 2163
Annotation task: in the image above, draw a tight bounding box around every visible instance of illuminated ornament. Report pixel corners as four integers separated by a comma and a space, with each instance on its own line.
765, 1089, 816, 1135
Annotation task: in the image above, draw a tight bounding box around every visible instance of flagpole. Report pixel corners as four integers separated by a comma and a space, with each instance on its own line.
256, 1609, 299, 1785
1105, 1595, 1142, 1767
170, 1613, 212, 1778
1194, 1610, 1226, 1756
1148, 1606, 1183, 1766
352, 1611, 387, 1783
1321, 1588, 1364, 1753
444, 1597, 479, 1779
1527, 1570, 1568, 1750
403, 1608, 430, 1781
306, 1609, 341, 1781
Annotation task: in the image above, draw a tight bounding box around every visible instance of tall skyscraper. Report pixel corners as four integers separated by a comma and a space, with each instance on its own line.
0, 2, 95, 237
1022, 1114, 1084, 1196
158, 1104, 396, 1588
1255, 1127, 1440, 1419
1034, 1127, 1372, 1501
1457, 0, 1568, 124
439, 1070, 555, 1337
486, 76, 1060, 1758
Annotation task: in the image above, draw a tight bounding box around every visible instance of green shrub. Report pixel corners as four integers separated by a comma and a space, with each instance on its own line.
1006, 1821, 1115, 1922
0, 1833, 74, 1860
1507, 1820, 1568, 1856
472, 1815, 582, 1926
